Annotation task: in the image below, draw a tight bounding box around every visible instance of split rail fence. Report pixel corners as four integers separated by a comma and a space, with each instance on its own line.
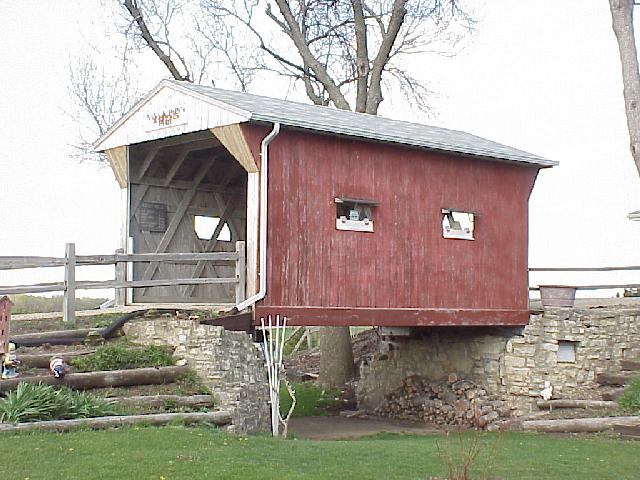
1, 243, 640, 326
0, 242, 246, 326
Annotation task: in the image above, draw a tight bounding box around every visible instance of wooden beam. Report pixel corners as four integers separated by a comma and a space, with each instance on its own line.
134, 146, 160, 183
183, 197, 236, 297
140, 130, 217, 150
246, 172, 259, 297
76, 252, 238, 266
210, 124, 258, 172
76, 276, 238, 290
131, 178, 245, 195
254, 306, 531, 327
0, 282, 67, 295
530, 266, 640, 272
105, 146, 128, 188
235, 241, 246, 304
140, 158, 215, 287
0, 257, 66, 270
162, 148, 189, 186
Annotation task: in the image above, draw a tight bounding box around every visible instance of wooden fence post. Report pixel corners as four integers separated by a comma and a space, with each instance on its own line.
235, 241, 246, 305
114, 248, 126, 307
0, 296, 13, 355
63, 243, 76, 327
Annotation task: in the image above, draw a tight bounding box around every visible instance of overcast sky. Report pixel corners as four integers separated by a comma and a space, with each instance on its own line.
1, 1, 639, 297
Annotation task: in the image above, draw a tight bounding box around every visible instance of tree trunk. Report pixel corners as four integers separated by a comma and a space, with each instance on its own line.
522, 416, 640, 433
0, 366, 189, 391
609, 0, 640, 177
318, 326, 355, 388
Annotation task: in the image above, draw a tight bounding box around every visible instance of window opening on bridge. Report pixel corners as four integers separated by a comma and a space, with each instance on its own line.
335, 197, 378, 233
194, 215, 231, 241
557, 340, 578, 363
442, 209, 475, 240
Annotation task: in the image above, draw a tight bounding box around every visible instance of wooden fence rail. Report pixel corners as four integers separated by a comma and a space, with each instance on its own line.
528, 265, 640, 291
0, 242, 246, 326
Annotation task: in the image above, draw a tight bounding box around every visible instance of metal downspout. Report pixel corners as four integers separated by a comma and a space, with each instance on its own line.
235, 122, 281, 312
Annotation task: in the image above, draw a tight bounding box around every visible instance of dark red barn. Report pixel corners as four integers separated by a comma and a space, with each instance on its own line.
95, 80, 555, 327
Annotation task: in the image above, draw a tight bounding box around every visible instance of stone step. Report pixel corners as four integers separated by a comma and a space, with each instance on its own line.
620, 360, 640, 372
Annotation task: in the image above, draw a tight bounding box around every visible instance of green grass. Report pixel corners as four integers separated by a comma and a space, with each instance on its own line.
10, 294, 107, 314
71, 343, 175, 372
280, 382, 343, 417
0, 427, 638, 479
618, 377, 640, 413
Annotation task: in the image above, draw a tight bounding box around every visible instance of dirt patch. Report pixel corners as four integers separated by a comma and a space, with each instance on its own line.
288, 415, 439, 440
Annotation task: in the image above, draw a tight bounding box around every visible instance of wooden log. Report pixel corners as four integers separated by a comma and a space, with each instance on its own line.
597, 373, 634, 386
0, 366, 189, 391
522, 416, 640, 433
0, 411, 232, 434
613, 423, 640, 439
17, 349, 96, 368
620, 360, 640, 372
109, 394, 215, 408
11, 328, 96, 342
536, 400, 617, 409
602, 388, 626, 401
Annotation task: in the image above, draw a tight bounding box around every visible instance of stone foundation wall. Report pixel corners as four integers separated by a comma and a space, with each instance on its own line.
124, 317, 270, 434
357, 306, 640, 417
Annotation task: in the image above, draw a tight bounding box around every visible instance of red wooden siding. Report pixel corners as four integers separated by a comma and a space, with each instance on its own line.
242, 125, 539, 326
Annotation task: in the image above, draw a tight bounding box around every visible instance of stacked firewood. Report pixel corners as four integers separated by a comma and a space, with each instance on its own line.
373, 374, 511, 428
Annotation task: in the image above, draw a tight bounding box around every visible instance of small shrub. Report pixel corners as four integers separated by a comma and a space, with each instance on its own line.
435, 431, 500, 480
176, 370, 210, 395
0, 383, 118, 423
618, 377, 640, 413
71, 344, 175, 372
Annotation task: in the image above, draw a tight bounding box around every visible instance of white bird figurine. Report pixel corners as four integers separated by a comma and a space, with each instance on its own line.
541, 380, 553, 401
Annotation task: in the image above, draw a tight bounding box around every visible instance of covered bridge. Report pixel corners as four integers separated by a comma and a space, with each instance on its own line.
94, 79, 556, 327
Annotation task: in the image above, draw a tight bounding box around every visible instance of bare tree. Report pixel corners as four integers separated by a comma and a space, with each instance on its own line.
67, 51, 141, 162
72, 0, 473, 388
609, 0, 640, 178
203, 0, 473, 114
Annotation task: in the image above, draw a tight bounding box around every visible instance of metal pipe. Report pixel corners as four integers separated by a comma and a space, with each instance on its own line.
235, 122, 281, 312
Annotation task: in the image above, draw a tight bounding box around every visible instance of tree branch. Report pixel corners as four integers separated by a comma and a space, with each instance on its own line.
122, 0, 190, 81
351, 0, 370, 112
270, 0, 351, 110
366, 0, 407, 114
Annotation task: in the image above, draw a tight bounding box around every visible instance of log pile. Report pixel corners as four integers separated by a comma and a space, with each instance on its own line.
373, 375, 511, 428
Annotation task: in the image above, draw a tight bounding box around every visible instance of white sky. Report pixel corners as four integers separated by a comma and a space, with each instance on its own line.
1, 1, 639, 298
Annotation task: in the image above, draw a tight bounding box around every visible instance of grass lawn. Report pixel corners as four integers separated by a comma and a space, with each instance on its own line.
1, 426, 639, 479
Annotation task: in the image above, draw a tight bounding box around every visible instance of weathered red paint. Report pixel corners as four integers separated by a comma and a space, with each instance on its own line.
242, 125, 539, 327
